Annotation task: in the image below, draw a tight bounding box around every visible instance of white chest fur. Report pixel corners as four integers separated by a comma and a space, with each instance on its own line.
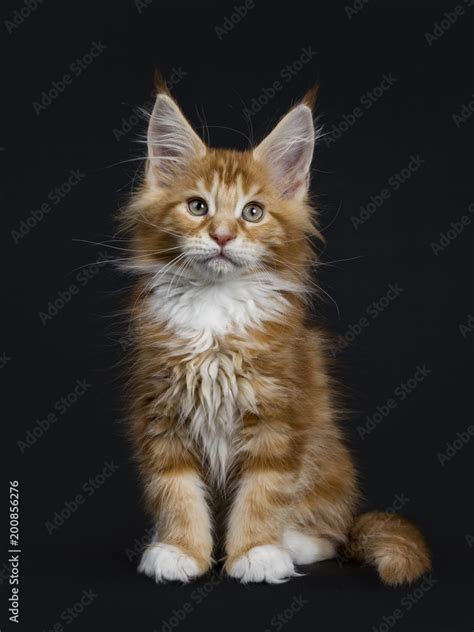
148, 272, 295, 351
148, 272, 297, 482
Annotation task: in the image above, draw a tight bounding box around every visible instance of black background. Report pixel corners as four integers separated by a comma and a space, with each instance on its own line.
1, 1, 473, 630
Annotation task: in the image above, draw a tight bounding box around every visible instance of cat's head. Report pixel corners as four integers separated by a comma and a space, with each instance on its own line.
125, 87, 319, 283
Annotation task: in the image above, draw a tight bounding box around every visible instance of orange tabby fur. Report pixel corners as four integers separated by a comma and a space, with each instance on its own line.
121, 83, 431, 585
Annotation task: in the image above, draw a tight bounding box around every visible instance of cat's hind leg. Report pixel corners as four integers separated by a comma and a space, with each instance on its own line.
282, 527, 336, 565
282, 437, 360, 566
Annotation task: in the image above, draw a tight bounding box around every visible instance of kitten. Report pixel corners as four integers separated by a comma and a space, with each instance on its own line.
121, 81, 431, 585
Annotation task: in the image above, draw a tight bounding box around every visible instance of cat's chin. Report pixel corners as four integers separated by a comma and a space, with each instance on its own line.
194, 255, 243, 280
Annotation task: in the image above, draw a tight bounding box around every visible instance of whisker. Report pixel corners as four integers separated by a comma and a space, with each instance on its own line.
196, 124, 252, 147
72, 238, 182, 256
166, 255, 194, 299
195, 106, 211, 146
72, 239, 140, 253
312, 254, 367, 268
136, 212, 185, 239
263, 254, 341, 318
66, 258, 128, 275
320, 201, 342, 232
128, 252, 189, 318
104, 156, 146, 169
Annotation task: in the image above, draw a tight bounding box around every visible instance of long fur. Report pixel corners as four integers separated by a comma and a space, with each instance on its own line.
121, 85, 431, 585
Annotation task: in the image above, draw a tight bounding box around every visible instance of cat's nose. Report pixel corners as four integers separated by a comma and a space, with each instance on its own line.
210, 230, 235, 247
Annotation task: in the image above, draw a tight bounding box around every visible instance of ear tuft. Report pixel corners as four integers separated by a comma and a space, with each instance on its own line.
302, 84, 320, 111
153, 69, 172, 98
146, 93, 206, 189
253, 103, 315, 199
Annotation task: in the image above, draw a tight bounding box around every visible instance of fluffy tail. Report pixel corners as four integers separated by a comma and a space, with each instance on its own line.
345, 512, 432, 586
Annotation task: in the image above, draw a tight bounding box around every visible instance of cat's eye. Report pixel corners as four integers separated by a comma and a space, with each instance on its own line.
241, 202, 264, 223
187, 198, 208, 216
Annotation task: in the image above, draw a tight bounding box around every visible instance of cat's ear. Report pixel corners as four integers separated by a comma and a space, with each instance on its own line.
253, 101, 315, 200
146, 92, 206, 188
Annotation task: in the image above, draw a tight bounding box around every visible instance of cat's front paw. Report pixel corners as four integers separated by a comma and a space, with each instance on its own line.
226, 544, 297, 584
138, 543, 203, 583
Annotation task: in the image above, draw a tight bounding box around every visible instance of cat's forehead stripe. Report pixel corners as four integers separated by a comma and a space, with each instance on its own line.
196, 171, 261, 217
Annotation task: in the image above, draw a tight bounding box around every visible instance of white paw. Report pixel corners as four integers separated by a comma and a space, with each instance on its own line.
227, 544, 297, 584
282, 529, 336, 565
138, 543, 200, 583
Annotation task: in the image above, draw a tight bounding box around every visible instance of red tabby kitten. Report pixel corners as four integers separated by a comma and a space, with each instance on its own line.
121, 82, 431, 585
